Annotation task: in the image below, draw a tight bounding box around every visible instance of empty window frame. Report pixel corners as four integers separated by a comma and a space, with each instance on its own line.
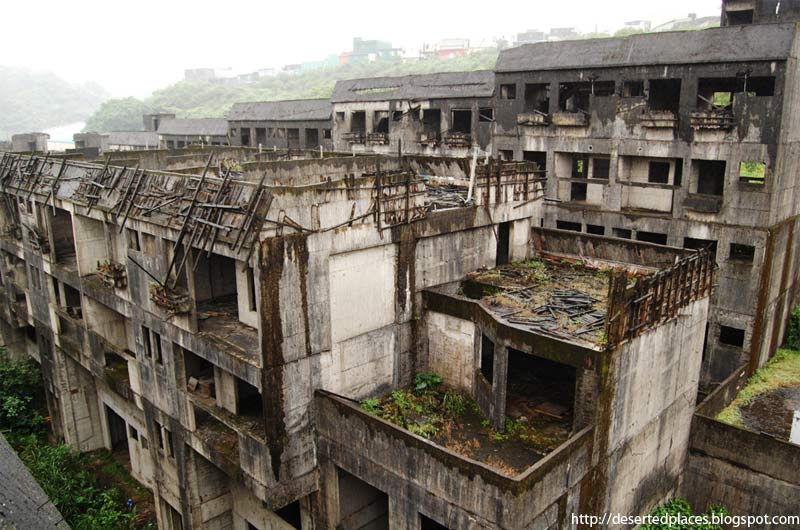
636, 231, 668, 245
684, 237, 718, 261
478, 108, 494, 122
739, 161, 766, 184
719, 325, 745, 347
373, 111, 389, 133
350, 111, 366, 134
695, 160, 726, 196
571, 155, 589, 178
648, 79, 681, 113
559, 82, 591, 112
622, 80, 645, 98
556, 220, 582, 232
422, 109, 442, 137
451, 110, 472, 134
246, 267, 257, 311
730, 243, 755, 262
392, 110, 403, 121
743, 76, 775, 97
586, 224, 605, 235
648, 161, 671, 184
524, 83, 550, 113
480, 334, 494, 383
498, 150, 514, 161
323, 128, 332, 139
726, 8, 754, 25
697, 78, 740, 108
500, 83, 517, 99
571, 182, 588, 201
592, 157, 610, 180
612, 227, 632, 239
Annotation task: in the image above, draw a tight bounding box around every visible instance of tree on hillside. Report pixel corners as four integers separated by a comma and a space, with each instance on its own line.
82, 97, 151, 132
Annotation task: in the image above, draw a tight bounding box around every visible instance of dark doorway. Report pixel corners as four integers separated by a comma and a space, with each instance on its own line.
105, 405, 128, 452
505, 349, 576, 428
480, 334, 495, 384
276, 501, 302, 529
305, 128, 319, 149
451, 110, 472, 134
497, 222, 511, 266
337, 468, 389, 530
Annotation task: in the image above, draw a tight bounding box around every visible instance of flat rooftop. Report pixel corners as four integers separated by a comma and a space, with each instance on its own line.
461, 258, 609, 346
717, 348, 800, 441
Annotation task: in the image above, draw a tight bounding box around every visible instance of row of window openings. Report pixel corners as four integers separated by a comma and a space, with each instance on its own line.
554, 221, 755, 263
338, 108, 494, 136
499, 76, 775, 114
237, 127, 332, 146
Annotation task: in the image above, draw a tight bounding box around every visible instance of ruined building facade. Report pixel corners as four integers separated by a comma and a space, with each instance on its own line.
1, 10, 799, 530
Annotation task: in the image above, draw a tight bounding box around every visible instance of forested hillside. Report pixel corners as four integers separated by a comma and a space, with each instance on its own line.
0, 66, 107, 138
83, 50, 499, 132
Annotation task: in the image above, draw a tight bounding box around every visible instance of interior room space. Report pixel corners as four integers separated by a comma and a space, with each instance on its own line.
505, 349, 575, 435
335, 468, 389, 530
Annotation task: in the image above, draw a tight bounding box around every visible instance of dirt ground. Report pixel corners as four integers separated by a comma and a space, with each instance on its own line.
740, 384, 800, 440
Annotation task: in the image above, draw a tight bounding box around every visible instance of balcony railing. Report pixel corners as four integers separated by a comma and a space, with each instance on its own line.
690, 109, 734, 130
641, 110, 678, 129
367, 132, 389, 145
441, 131, 471, 148
341, 132, 365, 144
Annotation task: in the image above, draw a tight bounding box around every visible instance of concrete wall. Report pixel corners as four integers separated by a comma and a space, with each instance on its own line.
598, 297, 709, 524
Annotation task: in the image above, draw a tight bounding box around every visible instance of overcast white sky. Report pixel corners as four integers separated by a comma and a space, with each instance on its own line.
1, 0, 721, 98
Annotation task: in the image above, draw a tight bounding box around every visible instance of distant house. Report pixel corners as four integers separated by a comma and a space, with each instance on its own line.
331, 70, 495, 156
156, 118, 230, 148
11, 133, 49, 153
227, 99, 333, 150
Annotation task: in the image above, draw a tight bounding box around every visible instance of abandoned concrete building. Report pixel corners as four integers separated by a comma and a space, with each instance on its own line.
227, 99, 333, 151
3, 5, 800, 530
492, 22, 800, 387
0, 146, 720, 529
330, 71, 495, 156
157, 118, 231, 149
11, 132, 49, 153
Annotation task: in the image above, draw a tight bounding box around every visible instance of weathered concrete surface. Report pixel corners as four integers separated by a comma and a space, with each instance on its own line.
0, 433, 70, 530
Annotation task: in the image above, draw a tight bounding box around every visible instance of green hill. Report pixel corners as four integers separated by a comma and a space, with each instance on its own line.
83, 50, 499, 132
0, 66, 107, 139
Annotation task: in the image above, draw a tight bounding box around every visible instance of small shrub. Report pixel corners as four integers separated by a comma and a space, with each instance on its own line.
641, 498, 728, 530
442, 390, 466, 417
414, 372, 442, 393
360, 398, 381, 415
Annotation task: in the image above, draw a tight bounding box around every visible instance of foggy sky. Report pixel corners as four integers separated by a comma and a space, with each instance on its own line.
0, 0, 722, 98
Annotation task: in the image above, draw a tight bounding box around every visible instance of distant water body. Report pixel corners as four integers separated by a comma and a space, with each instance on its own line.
43, 121, 85, 151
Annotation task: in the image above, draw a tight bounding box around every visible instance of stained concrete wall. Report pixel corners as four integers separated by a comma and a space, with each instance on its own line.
682, 365, 800, 526
424, 310, 476, 393
599, 297, 709, 525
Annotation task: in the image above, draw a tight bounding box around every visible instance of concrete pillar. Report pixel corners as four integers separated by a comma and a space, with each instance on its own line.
573, 360, 600, 431
389, 496, 418, 530
215, 367, 238, 414
52, 348, 105, 451
491, 343, 509, 430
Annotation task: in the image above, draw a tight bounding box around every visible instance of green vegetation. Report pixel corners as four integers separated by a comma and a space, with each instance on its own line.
83, 51, 498, 132
0, 66, 107, 139
641, 498, 728, 530
717, 348, 800, 427
784, 306, 800, 349
84, 97, 151, 133
0, 352, 153, 529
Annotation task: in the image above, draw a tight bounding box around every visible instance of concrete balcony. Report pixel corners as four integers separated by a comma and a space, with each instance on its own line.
516, 112, 550, 127
551, 111, 589, 127
640, 110, 678, 128
684, 193, 723, 214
